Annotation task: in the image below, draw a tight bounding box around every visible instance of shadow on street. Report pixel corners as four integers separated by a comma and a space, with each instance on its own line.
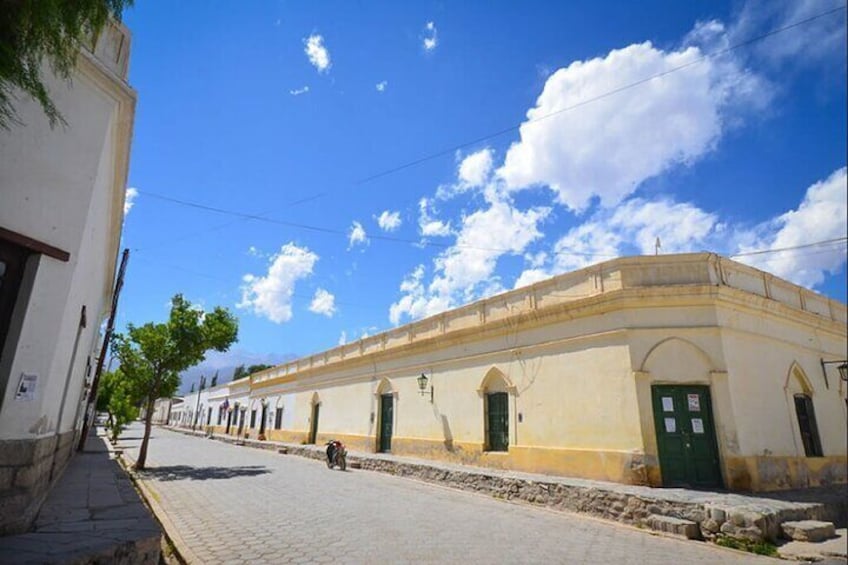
139, 465, 271, 481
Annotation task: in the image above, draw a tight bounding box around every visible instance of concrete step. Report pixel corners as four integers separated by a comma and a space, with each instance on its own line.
781, 520, 837, 542
647, 514, 700, 539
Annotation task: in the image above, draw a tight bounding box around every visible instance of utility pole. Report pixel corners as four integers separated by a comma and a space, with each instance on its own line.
77, 248, 129, 451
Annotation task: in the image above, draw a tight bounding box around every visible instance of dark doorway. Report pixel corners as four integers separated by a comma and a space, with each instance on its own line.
651, 385, 722, 488
379, 394, 394, 453
486, 392, 509, 452
308, 402, 320, 444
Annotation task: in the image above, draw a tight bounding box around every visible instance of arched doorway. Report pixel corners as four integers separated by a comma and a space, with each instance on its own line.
308, 394, 320, 444
478, 367, 515, 452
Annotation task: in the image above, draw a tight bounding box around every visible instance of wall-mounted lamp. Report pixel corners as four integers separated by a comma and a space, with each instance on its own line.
820, 359, 848, 389
417, 373, 434, 403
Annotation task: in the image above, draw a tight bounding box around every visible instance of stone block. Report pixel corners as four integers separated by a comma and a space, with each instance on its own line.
646, 514, 700, 539
0, 467, 15, 490
14, 457, 53, 489
0, 439, 37, 466
780, 520, 836, 542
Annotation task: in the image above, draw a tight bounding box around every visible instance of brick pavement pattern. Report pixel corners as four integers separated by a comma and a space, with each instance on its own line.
120, 424, 779, 564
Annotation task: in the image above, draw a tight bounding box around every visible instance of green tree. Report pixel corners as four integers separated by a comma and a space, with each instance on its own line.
246, 364, 272, 375
112, 294, 238, 469
210, 371, 218, 388
0, 0, 133, 129
231, 364, 246, 382
95, 369, 138, 442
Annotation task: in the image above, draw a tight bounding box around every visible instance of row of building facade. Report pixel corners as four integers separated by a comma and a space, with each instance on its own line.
162, 254, 847, 493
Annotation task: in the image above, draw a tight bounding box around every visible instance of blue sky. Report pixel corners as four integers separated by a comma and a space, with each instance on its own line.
119, 1, 847, 389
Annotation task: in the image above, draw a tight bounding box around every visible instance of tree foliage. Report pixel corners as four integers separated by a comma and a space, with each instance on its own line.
0, 0, 132, 129
231, 363, 272, 382
112, 294, 238, 469
96, 369, 138, 442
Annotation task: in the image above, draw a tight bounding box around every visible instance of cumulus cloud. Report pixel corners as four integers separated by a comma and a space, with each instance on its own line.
418, 198, 452, 237
423, 21, 438, 51
348, 221, 369, 249
392, 189, 550, 324
376, 81, 388, 92
735, 167, 847, 287
309, 288, 337, 317
376, 210, 402, 232
124, 187, 138, 215
289, 86, 310, 96
238, 243, 318, 323
511, 169, 847, 291
338, 330, 347, 346
458, 149, 494, 188
304, 34, 331, 73
498, 37, 768, 211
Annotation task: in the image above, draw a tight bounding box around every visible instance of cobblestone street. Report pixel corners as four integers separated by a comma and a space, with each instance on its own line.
121, 424, 779, 564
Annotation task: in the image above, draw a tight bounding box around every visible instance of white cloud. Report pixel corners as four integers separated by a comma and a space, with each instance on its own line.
418, 198, 452, 237
376, 210, 402, 232
376, 81, 388, 92
736, 167, 847, 287
247, 245, 267, 258
458, 148, 494, 188
393, 189, 550, 324
238, 243, 318, 323
498, 37, 768, 211
729, 0, 847, 67
304, 34, 331, 73
338, 331, 347, 346
289, 86, 310, 96
423, 21, 438, 51
348, 221, 369, 249
124, 187, 138, 215
309, 288, 337, 317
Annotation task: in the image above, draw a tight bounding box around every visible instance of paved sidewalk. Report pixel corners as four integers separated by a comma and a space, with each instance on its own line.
0, 428, 162, 564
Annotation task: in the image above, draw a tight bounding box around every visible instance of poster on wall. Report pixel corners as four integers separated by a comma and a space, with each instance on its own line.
687, 394, 701, 411
691, 418, 704, 434
664, 417, 677, 433
662, 397, 674, 412
15, 373, 37, 401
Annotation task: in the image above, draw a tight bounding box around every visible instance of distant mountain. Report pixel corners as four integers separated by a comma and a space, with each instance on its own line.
177, 349, 296, 395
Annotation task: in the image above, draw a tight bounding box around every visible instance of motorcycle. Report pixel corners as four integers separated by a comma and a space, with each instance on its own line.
325, 439, 347, 471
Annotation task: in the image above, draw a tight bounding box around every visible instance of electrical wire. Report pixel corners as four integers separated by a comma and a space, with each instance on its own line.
354, 5, 847, 185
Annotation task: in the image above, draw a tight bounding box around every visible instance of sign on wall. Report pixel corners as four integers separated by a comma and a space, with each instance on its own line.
15, 373, 37, 401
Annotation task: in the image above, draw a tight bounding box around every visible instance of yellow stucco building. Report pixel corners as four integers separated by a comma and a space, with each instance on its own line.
173, 253, 847, 492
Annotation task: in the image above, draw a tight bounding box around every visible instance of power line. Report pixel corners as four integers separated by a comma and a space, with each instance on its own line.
354, 5, 847, 185
132, 4, 846, 254
730, 237, 847, 258
135, 189, 617, 258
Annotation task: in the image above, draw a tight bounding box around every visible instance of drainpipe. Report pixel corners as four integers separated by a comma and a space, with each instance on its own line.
50, 305, 87, 479
77, 249, 129, 451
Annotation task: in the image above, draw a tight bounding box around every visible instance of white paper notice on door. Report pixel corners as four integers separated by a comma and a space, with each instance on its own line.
691, 418, 704, 434
664, 417, 676, 433
687, 394, 700, 411
662, 397, 674, 412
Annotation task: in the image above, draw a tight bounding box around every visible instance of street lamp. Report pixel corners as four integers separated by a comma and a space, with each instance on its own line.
417, 373, 434, 403
820, 359, 848, 389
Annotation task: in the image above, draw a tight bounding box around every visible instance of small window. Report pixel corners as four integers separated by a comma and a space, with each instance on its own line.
794, 394, 823, 457
275, 407, 283, 430
250, 409, 257, 429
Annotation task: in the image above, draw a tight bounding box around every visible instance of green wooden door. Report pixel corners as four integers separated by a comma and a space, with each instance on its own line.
651, 385, 722, 488
309, 403, 320, 444
379, 394, 393, 453
487, 392, 509, 452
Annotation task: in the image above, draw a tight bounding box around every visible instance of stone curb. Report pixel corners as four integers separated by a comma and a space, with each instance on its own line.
117, 450, 193, 565
163, 426, 840, 545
